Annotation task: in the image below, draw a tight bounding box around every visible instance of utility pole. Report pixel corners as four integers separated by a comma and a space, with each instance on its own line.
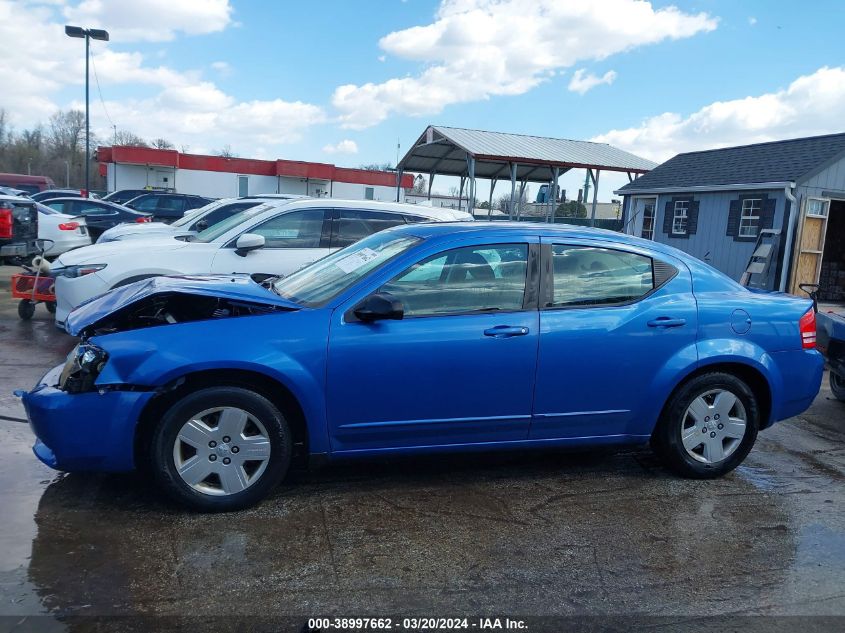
65, 25, 109, 197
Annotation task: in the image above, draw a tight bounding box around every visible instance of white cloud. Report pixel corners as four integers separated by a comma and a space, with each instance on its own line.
63, 0, 234, 42
0, 0, 324, 152
748, 16, 757, 26
210, 60, 231, 76
322, 139, 359, 155
332, 0, 718, 128
592, 66, 845, 163
568, 69, 617, 94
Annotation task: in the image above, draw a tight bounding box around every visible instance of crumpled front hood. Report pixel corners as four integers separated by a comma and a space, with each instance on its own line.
66, 273, 300, 337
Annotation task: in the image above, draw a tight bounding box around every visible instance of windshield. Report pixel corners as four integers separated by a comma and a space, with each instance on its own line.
172, 201, 220, 228
194, 203, 274, 242
273, 231, 421, 307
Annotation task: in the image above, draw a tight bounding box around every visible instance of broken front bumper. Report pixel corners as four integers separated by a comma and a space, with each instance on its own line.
21, 364, 155, 472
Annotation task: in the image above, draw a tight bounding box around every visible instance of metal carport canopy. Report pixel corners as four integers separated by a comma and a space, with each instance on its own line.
397, 125, 657, 182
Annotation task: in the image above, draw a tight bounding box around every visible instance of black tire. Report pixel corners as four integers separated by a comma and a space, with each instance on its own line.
652, 372, 759, 479
45, 301, 56, 314
150, 387, 292, 512
18, 299, 35, 320
831, 371, 845, 402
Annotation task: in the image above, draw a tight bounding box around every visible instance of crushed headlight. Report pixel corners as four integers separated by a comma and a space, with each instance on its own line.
59, 343, 109, 393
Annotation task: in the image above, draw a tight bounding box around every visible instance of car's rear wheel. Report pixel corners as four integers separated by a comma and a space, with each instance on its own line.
652, 372, 759, 478
831, 371, 845, 402
150, 387, 292, 512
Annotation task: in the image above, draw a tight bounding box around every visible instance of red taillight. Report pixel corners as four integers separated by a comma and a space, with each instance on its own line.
0, 207, 12, 239
799, 309, 816, 349
135, 216, 152, 223
58, 221, 80, 231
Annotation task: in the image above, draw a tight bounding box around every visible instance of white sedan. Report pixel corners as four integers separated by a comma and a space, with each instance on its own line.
36, 202, 91, 257
52, 198, 472, 328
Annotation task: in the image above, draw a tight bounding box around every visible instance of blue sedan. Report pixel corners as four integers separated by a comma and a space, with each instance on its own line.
21, 223, 824, 511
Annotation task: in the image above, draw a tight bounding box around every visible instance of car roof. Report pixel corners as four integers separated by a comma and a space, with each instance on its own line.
260, 197, 473, 220
0, 194, 34, 203
390, 220, 710, 261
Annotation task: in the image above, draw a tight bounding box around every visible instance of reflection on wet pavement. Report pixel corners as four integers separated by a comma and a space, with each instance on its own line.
0, 273, 843, 630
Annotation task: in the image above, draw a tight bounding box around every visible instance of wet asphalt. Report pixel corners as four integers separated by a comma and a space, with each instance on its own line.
0, 267, 844, 632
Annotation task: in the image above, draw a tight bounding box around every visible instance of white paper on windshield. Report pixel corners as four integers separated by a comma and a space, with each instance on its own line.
335, 247, 380, 273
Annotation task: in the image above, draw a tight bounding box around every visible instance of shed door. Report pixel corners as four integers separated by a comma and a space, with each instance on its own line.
790, 197, 830, 294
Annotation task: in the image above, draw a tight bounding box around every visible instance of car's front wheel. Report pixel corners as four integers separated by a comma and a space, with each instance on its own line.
150, 387, 292, 512
652, 372, 759, 478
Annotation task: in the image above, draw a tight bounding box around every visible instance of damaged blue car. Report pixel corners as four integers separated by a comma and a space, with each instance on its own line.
21, 223, 824, 511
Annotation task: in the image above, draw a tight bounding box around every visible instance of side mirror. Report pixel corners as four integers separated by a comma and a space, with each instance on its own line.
353, 292, 404, 322
235, 233, 265, 257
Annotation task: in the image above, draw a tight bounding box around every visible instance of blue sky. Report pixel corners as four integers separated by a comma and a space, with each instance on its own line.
3, 0, 844, 199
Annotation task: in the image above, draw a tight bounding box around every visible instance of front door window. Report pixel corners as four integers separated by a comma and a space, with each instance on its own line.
381, 244, 528, 316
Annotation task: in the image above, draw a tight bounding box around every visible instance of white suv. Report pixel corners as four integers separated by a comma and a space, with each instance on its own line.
52, 198, 472, 328
96, 195, 311, 243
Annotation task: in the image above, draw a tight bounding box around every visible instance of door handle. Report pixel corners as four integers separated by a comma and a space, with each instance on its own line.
484, 325, 529, 338
647, 317, 687, 328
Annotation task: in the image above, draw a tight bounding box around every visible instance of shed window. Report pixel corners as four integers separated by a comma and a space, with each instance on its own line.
739, 198, 762, 237
807, 199, 829, 218
641, 201, 655, 240
672, 201, 689, 235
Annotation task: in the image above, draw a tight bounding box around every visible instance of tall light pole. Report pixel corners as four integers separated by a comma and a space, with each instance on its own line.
65, 25, 109, 197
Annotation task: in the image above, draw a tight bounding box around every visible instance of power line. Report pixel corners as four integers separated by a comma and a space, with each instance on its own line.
88, 44, 115, 133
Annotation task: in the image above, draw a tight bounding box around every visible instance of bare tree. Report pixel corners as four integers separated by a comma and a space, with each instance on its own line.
48, 110, 85, 158
114, 130, 148, 147
359, 162, 393, 171
412, 174, 427, 194
216, 145, 236, 158
151, 138, 174, 150
495, 188, 529, 214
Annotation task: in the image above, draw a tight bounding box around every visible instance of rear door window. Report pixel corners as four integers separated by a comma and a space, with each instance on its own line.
130, 196, 159, 211
547, 245, 654, 308
75, 201, 118, 217
332, 209, 406, 248
45, 201, 67, 214
156, 197, 186, 213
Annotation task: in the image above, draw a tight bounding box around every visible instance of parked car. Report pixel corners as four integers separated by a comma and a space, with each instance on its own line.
101, 189, 154, 205
50, 199, 472, 326
21, 223, 824, 511
96, 195, 309, 243
36, 202, 91, 257
0, 195, 39, 264
41, 198, 152, 241
0, 173, 54, 194
30, 189, 102, 203
0, 186, 29, 197
124, 193, 214, 222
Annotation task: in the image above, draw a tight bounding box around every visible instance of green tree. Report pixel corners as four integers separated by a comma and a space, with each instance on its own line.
556, 200, 587, 218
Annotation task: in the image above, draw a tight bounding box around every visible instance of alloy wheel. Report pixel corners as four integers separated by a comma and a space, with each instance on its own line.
680, 388, 747, 464
172, 406, 272, 496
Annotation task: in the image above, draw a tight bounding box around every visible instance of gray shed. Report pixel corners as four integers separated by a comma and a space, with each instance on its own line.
617, 133, 845, 299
